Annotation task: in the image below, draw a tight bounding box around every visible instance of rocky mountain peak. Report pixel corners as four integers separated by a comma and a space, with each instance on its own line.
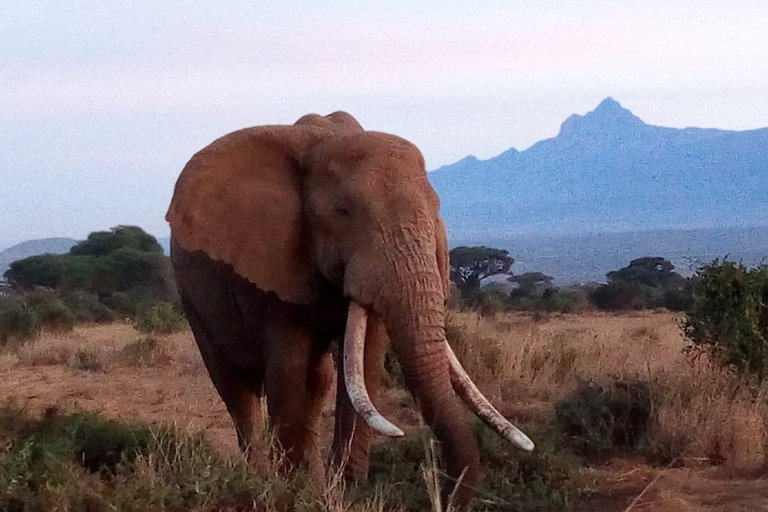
558, 97, 645, 139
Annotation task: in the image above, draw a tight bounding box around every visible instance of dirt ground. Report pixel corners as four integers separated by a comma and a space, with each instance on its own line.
0, 319, 766, 511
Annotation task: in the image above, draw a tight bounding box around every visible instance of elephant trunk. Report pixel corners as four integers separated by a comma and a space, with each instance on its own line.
342, 228, 533, 504
378, 254, 482, 503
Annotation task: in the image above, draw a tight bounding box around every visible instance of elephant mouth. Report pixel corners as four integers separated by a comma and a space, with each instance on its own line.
343, 301, 535, 452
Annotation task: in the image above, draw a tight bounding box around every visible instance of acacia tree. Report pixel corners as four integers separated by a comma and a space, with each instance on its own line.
449, 246, 514, 298
592, 256, 690, 311
606, 256, 682, 288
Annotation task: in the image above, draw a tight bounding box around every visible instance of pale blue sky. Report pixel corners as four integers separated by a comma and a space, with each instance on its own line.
2, 1, 767, 247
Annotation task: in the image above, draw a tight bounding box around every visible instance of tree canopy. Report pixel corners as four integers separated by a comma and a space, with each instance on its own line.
449, 246, 514, 298
4, 226, 174, 302
592, 256, 690, 311
70, 226, 163, 257
606, 256, 683, 288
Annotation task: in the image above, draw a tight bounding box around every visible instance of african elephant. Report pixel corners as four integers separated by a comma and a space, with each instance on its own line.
165, 111, 533, 506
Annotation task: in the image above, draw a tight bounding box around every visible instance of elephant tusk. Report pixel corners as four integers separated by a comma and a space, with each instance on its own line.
343, 302, 405, 438
445, 341, 535, 452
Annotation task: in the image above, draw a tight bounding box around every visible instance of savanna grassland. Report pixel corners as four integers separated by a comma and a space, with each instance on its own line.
1, 311, 766, 511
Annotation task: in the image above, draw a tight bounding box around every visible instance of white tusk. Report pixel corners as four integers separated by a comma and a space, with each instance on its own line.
445, 341, 535, 452
343, 302, 404, 437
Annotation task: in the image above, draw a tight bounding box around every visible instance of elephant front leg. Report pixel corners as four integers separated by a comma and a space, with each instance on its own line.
330, 314, 388, 481
264, 326, 333, 483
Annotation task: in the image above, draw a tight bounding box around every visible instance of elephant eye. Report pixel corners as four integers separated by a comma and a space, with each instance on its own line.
333, 204, 352, 217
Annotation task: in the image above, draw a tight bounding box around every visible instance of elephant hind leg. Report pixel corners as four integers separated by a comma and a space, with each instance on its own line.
180, 293, 263, 455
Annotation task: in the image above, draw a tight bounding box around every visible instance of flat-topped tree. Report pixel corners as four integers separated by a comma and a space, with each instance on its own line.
449, 246, 514, 298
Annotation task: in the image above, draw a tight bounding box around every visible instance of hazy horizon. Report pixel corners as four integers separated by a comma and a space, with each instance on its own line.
3, 2, 768, 246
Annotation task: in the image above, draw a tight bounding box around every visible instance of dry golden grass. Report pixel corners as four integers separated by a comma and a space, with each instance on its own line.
1, 312, 767, 511
448, 309, 768, 475
447, 309, 768, 511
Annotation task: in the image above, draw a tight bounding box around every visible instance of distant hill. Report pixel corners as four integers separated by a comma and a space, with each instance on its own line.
429, 98, 768, 240
0, 238, 77, 276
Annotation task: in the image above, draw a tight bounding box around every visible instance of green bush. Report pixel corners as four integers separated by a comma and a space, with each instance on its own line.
0, 289, 76, 344
0, 407, 261, 512
541, 289, 579, 313
3, 254, 66, 288
683, 261, 768, 382
62, 290, 116, 323
26, 288, 74, 333
510, 287, 581, 313
5, 226, 177, 308
589, 281, 654, 311
108, 290, 156, 317
365, 424, 585, 512
473, 423, 586, 512
467, 289, 510, 317
0, 406, 383, 512
0, 298, 41, 345
134, 302, 188, 335
553, 379, 653, 460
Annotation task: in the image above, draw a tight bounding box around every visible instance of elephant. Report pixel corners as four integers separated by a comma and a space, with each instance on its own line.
165, 111, 533, 507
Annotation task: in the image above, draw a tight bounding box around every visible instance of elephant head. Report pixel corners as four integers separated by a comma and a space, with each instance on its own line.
166, 112, 532, 503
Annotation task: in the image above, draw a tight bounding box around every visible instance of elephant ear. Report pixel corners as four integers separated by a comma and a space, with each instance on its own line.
166, 125, 329, 304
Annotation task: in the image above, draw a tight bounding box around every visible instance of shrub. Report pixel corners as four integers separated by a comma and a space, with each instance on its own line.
134, 302, 188, 335
473, 423, 586, 511
540, 288, 579, 313
3, 254, 67, 289
683, 260, 768, 382
0, 298, 41, 345
6, 226, 177, 310
0, 406, 382, 512
510, 287, 581, 313
0, 289, 76, 344
365, 424, 585, 512
108, 290, 155, 317
62, 290, 116, 323
553, 379, 653, 460
467, 289, 510, 317
26, 288, 74, 333
590, 281, 654, 311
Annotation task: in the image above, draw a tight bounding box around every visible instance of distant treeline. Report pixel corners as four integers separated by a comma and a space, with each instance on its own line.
3, 231, 767, 386
449, 246, 693, 315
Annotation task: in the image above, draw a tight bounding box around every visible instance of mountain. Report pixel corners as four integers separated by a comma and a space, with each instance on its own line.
429, 98, 768, 240
0, 238, 77, 276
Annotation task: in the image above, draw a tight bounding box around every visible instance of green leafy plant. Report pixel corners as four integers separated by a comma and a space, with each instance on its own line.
134, 302, 188, 335
0, 298, 41, 345
683, 260, 768, 382
62, 290, 116, 323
